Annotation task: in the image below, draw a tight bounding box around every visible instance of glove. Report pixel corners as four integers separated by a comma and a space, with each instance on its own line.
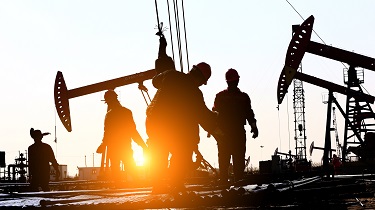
212, 127, 224, 136
250, 122, 259, 138
211, 127, 224, 144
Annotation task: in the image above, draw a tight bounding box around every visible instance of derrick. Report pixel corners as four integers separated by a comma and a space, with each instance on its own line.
277, 15, 375, 170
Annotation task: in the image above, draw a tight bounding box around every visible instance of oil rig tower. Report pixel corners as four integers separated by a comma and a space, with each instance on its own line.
342, 66, 375, 162
292, 25, 307, 161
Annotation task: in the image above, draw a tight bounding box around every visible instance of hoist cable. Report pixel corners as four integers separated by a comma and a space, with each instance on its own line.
277, 105, 282, 152
285, 0, 326, 45
172, 0, 184, 73
145, 91, 152, 103
138, 83, 152, 106
173, 0, 182, 72
285, 0, 347, 70
154, 0, 190, 73
154, 0, 162, 33
140, 90, 150, 106
166, 0, 176, 62
181, 0, 190, 70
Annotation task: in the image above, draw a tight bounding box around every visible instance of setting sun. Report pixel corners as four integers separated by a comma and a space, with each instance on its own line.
133, 150, 145, 166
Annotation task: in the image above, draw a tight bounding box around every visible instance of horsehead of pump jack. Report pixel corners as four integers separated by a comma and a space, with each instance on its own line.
277, 15, 375, 105
277, 15, 375, 168
54, 69, 156, 132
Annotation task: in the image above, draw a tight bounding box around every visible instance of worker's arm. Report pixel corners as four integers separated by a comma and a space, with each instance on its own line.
154, 36, 175, 75
132, 131, 148, 150
128, 111, 148, 150
244, 94, 258, 138
48, 145, 60, 180
158, 35, 167, 58
194, 89, 224, 142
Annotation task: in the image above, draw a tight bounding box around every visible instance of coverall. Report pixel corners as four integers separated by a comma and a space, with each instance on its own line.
103, 103, 146, 180
213, 87, 257, 182
28, 142, 59, 191
146, 69, 217, 190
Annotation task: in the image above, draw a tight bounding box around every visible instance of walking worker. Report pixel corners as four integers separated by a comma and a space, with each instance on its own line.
100, 89, 148, 181
28, 128, 60, 191
213, 68, 259, 184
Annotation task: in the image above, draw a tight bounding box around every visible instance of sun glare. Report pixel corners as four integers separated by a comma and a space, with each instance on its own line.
133, 151, 145, 166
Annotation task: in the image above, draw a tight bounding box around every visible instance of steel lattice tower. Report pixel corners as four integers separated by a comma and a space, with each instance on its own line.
342, 66, 375, 162
332, 107, 342, 158
293, 64, 307, 160
292, 24, 307, 160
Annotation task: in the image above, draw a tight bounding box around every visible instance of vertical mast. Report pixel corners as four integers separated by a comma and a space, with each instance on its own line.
332, 107, 342, 158
292, 25, 307, 160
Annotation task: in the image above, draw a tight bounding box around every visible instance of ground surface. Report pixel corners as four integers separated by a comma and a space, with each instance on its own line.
1, 174, 375, 209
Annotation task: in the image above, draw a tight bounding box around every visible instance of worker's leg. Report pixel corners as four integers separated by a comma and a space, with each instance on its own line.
29, 178, 40, 191
217, 140, 231, 183
232, 131, 247, 182
169, 146, 194, 192
41, 179, 50, 191
122, 149, 137, 182
148, 140, 170, 193
107, 147, 123, 181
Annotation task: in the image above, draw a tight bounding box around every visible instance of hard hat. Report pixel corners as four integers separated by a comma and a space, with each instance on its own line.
195, 62, 211, 85
225, 68, 240, 81
103, 89, 118, 102
30, 128, 50, 140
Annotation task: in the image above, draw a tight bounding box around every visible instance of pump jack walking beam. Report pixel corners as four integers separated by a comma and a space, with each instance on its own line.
277, 15, 375, 105
277, 15, 375, 169
54, 69, 156, 132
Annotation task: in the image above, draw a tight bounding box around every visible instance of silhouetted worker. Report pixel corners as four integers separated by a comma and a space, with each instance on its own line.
145, 34, 176, 193
213, 68, 259, 184
28, 128, 60, 191
146, 35, 221, 192
101, 89, 148, 181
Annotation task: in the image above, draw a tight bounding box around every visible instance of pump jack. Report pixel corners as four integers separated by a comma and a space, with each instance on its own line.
277, 15, 375, 169
53, 49, 221, 180
54, 69, 156, 132
54, 69, 156, 176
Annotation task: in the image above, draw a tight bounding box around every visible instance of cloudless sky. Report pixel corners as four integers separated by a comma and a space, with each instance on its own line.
1, 1, 375, 177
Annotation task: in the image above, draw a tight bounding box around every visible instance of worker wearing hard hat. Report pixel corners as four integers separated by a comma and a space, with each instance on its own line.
28, 128, 60, 191
213, 68, 259, 184
100, 89, 147, 181
146, 57, 222, 193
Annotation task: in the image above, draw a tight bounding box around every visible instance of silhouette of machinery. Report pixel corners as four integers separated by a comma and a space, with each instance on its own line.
54, 67, 216, 178
277, 15, 375, 169
309, 141, 336, 157
54, 69, 156, 177
54, 69, 156, 132
7, 153, 27, 182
